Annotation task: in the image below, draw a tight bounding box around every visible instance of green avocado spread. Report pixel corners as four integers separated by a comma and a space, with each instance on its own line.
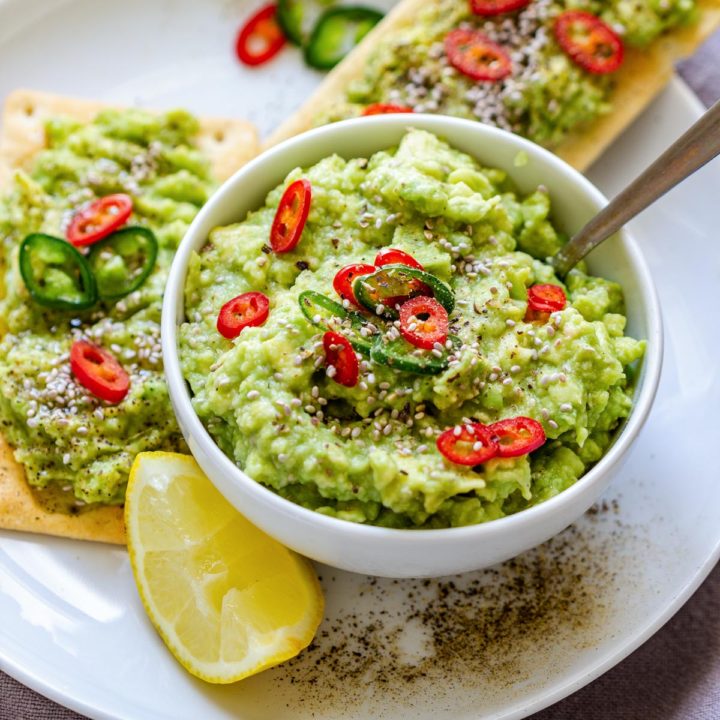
0, 108, 216, 509
324, 0, 696, 148
180, 129, 645, 529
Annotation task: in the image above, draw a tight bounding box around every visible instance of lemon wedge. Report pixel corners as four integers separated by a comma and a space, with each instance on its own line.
125, 452, 324, 683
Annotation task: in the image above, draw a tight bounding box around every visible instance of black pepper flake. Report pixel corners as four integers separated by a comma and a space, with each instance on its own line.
296, 260, 309, 271
266, 503, 638, 715
261, 244, 272, 254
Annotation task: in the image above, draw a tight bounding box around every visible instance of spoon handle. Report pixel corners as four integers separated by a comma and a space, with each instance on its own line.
553, 98, 720, 277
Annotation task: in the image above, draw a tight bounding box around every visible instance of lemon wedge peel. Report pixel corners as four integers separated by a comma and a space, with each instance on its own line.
125, 452, 324, 684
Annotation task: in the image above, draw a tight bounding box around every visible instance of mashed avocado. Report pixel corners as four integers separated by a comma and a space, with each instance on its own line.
180, 130, 645, 529
326, 0, 696, 148
0, 108, 216, 507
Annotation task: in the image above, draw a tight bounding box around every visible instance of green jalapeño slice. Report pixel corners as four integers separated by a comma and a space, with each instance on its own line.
353, 264, 455, 319
370, 334, 462, 375
304, 6, 384, 69
277, 0, 333, 46
19, 233, 97, 311
298, 290, 374, 355
88, 226, 158, 301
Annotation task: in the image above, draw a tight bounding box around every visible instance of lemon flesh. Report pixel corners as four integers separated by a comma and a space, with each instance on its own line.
125, 452, 324, 684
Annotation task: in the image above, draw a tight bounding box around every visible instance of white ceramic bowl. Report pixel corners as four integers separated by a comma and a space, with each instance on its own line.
162, 115, 662, 578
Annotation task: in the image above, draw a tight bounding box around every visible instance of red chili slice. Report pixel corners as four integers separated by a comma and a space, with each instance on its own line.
527, 284, 567, 314
66, 194, 133, 248
375, 247, 424, 270
217, 291, 270, 339
444, 29, 512, 82
362, 103, 414, 116
399, 296, 449, 350
470, 0, 531, 15
235, 4, 286, 67
554, 10, 624, 75
270, 179, 312, 253
437, 423, 498, 466
323, 331, 359, 387
70, 340, 130, 405
488, 417, 546, 457
333, 263, 375, 305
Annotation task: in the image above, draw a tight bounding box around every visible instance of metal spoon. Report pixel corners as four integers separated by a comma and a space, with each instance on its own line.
552, 97, 720, 277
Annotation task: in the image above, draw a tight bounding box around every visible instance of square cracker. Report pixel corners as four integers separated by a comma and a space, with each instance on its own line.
0, 89, 260, 545
265, 0, 720, 171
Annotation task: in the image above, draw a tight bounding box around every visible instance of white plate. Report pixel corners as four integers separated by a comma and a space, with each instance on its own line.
0, 1, 717, 718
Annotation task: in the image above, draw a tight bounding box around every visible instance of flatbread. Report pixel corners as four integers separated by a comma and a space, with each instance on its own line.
0, 89, 260, 545
265, 0, 720, 171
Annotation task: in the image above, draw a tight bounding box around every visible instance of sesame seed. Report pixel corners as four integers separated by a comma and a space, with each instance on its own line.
326, 365, 337, 378
62, 453, 71, 465
351, 427, 361, 439
453, 426, 462, 437
247, 390, 260, 400
473, 441, 485, 452
506, 319, 516, 328
548, 419, 559, 429
560, 403, 572, 412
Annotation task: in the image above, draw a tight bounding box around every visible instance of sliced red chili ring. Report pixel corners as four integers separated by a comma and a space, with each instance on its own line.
362, 103, 414, 116
375, 247, 424, 270
323, 331, 359, 387
399, 296, 449, 350
527, 284, 567, 314
217, 291, 270, 339
444, 28, 512, 82
70, 340, 130, 405
489, 417, 546, 457
437, 423, 498, 466
270, 179, 312, 253
470, 0, 530, 15
236, 4, 286, 67
66, 194, 133, 248
554, 10, 624, 75
333, 263, 376, 306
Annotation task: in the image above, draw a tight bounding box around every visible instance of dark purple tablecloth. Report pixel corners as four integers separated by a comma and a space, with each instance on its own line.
1, 30, 719, 720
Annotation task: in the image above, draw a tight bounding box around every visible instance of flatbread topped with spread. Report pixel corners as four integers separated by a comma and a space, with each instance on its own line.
267, 0, 720, 170
0, 90, 259, 544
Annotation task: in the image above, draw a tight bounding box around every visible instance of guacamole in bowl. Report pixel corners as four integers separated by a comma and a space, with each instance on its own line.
177, 127, 645, 530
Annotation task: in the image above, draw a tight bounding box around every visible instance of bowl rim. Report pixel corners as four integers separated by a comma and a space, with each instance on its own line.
161, 114, 663, 542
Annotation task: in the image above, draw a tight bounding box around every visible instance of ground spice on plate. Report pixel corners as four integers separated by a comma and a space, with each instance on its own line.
263, 499, 638, 715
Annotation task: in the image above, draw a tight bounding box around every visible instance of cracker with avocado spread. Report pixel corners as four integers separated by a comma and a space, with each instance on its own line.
0, 90, 259, 545
266, 0, 720, 171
